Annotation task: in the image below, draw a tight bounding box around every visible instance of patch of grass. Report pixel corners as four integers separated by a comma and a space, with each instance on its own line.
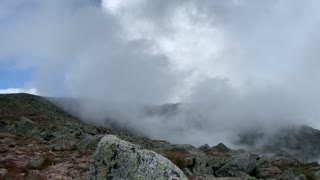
167, 157, 187, 169
157, 150, 188, 169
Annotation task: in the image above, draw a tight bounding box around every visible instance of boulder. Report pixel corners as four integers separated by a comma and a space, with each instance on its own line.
215, 152, 257, 177
87, 135, 188, 180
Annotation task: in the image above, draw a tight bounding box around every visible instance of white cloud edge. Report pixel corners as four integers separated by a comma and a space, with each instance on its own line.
0, 88, 39, 95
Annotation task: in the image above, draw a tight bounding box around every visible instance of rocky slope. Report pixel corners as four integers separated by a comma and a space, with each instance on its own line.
0, 93, 320, 179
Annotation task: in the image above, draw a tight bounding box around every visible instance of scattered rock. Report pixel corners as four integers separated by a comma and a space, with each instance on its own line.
87, 135, 188, 180
215, 152, 257, 177
256, 166, 282, 178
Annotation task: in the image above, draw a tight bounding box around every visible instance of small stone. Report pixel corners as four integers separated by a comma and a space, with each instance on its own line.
15, 150, 24, 155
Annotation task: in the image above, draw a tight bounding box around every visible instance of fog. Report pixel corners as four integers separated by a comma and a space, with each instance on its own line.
1, 0, 320, 147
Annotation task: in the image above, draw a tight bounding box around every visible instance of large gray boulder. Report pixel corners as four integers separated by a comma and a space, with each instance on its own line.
215, 152, 257, 177
87, 135, 188, 180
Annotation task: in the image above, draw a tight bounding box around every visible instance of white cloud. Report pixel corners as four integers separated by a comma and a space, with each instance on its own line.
2, 0, 320, 147
0, 88, 39, 95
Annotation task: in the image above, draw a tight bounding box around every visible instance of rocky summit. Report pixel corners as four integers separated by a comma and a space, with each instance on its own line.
0, 93, 320, 179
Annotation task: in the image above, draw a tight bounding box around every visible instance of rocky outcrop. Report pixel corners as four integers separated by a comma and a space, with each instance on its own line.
87, 135, 188, 180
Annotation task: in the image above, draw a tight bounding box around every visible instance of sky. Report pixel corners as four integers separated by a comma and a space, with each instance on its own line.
1, 0, 320, 146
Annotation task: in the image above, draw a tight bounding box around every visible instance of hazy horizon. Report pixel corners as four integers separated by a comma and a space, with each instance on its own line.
1, 0, 320, 147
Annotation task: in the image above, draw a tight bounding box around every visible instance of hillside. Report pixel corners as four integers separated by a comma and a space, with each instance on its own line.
0, 93, 320, 179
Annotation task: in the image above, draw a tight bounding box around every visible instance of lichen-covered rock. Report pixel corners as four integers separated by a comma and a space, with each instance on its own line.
87, 135, 188, 180
215, 152, 257, 177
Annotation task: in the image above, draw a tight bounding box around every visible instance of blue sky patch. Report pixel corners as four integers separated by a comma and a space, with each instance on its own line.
0, 59, 34, 89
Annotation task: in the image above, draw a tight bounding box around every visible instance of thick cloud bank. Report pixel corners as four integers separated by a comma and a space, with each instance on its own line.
1, 0, 320, 147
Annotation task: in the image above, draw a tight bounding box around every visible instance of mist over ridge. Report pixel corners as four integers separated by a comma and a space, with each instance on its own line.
1, 0, 320, 148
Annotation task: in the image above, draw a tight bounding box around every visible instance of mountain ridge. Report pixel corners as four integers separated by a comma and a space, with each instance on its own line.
0, 93, 319, 179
